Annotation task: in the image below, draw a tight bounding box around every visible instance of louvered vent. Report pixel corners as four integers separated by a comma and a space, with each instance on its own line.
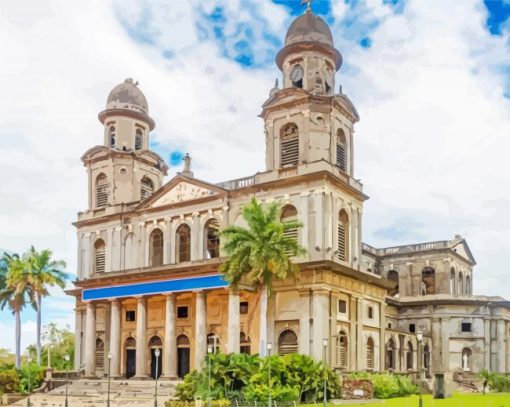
95, 246, 105, 273
278, 330, 298, 355
336, 143, 346, 171
337, 222, 346, 261
336, 335, 347, 368
281, 137, 299, 167
140, 177, 154, 200
96, 185, 108, 207
366, 340, 374, 370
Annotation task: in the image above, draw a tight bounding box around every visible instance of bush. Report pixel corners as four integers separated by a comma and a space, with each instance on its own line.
479, 370, 510, 392
0, 368, 20, 394
18, 363, 45, 393
346, 372, 417, 399
166, 400, 231, 407
175, 352, 340, 402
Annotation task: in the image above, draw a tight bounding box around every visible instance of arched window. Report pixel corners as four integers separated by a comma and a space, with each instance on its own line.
421, 267, 435, 295
149, 335, 163, 348
281, 205, 298, 248
278, 329, 298, 355
149, 229, 164, 267
94, 239, 106, 273
290, 64, 304, 88
176, 224, 191, 262
465, 275, 471, 295
280, 123, 299, 167
366, 337, 374, 370
207, 333, 220, 353
95, 338, 105, 369
204, 219, 220, 259
125, 337, 136, 348
135, 128, 143, 150
336, 330, 348, 368
458, 273, 464, 295
406, 341, 413, 370
95, 173, 109, 208
387, 270, 399, 297
240, 332, 251, 355
140, 177, 154, 201
450, 268, 456, 295
336, 129, 347, 172
109, 125, 116, 148
385, 337, 396, 370
337, 210, 349, 261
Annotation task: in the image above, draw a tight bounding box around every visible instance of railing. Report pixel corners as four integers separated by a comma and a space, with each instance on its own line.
216, 175, 255, 190
363, 241, 450, 256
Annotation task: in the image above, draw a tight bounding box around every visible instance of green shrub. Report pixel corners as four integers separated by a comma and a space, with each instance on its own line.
346, 372, 417, 399
479, 370, 510, 392
18, 363, 45, 393
166, 400, 231, 407
0, 368, 20, 394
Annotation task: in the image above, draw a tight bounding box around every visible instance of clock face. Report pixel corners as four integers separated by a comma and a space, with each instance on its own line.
290, 65, 304, 82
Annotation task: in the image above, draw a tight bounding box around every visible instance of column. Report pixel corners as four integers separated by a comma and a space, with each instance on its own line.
163, 219, 171, 264
496, 320, 506, 372
349, 296, 357, 370
194, 291, 207, 370
311, 290, 329, 361
109, 300, 121, 377
227, 289, 240, 354
135, 297, 148, 378
162, 294, 177, 378
431, 318, 441, 373
441, 317, 450, 372
74, 309, 82, 370
380, 302, 386, 371
298, 290, 311, 355
484, 318, 491, 370
356, 298, 364, 369
84, 302, 96, 377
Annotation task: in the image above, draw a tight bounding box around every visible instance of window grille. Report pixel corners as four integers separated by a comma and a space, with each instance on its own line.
280, 124, 299, 167
278, 330, 298, 355
135, 129, 143, 150
336, 332, 348, 368
95, 338, 104, 369
140, 177, 154, 200
366, 338, 374, 369
281, 205, 298, 255
337, 210, 349, 262
94, 240, 105, 273
336, 143, 346, 171
95, 174, 108, 208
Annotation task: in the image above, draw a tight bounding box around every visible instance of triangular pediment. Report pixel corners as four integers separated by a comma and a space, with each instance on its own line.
138, 175, 226, 209
451, 238, 476, 265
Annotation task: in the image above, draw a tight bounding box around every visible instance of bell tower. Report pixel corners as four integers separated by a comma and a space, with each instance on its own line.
81, 78, 167, 210
261, 6, 359, 178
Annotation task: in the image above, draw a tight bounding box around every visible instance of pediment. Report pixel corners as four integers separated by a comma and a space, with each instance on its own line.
139, 175, 226, 209
451, 238, 476, 265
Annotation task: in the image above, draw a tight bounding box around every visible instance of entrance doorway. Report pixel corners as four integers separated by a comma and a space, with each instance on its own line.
125, 337, 136, 379
177, 334, 190, 378
149, 336, 163, 379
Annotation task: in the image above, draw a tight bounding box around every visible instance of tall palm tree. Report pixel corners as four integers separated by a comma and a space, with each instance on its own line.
25, 246, 68, 366
220, 198, 306, 356
0, 253, 32, 368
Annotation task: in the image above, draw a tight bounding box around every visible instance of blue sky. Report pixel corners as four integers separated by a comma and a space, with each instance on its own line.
0, 0, 510, 352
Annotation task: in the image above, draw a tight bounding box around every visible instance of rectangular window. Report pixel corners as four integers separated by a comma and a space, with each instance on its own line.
409, 323, 416, 333
338, 300, 347, 314
461, 323, 472, 333
125, 310, 135, 322
240, 302, 249, 315
387, 322, 392, 329
368, 306, 374, 319
177, 306, 189, 319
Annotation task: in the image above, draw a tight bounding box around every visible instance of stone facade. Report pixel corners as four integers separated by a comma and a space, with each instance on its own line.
68, 8, 509, 381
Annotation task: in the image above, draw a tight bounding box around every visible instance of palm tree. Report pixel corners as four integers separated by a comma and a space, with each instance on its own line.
25, 246, 68, 366
0, 253, 32, 368
220, 198, 306, 356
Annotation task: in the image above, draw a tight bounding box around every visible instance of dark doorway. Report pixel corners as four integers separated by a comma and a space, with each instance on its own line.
177, 348, 190, 378
126, 349, 136, 378
150, 348, 162, 379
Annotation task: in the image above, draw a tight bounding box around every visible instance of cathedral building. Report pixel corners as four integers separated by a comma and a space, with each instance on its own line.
69, 7, 510, 383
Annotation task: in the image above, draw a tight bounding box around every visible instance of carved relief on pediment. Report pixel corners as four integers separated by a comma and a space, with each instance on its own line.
152, 181, 216, 207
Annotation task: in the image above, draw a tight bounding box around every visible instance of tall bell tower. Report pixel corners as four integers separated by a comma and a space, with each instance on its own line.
261, 7, 359, 179
81, 79, 168, 210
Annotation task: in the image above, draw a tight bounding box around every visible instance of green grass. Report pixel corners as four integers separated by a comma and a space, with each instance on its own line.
304, 393, 510, 406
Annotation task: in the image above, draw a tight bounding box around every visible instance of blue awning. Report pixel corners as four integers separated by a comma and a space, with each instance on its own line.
82, 274, 229, 301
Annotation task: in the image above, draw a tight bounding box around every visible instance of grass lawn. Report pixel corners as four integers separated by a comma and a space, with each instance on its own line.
316, 393, 510, 406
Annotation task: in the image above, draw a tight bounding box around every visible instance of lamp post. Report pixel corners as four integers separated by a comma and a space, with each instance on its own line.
322, 339, 328, 407
207, 345, 213, 407
107, 351, 113, 407
154, 348, 161, 407
267, 343, 272, 407
26, 355, 32, 407
416, 331, 423, 407
64, 354, 70, 407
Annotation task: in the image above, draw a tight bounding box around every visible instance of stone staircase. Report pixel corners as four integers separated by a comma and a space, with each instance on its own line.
453, 371, 483, 392
10, 378, 180, 407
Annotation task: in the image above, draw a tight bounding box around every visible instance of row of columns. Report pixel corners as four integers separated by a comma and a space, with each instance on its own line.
82, 289, 241, 378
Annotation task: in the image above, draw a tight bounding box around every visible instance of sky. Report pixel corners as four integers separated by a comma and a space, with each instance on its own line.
0, 0, 509, 353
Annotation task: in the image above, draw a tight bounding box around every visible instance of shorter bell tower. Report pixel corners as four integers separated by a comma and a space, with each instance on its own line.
81, 79, 167, 210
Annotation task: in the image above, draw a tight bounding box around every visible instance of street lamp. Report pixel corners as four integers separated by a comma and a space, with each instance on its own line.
267, 343, 272, 407
64, 354, 70, 407
416, 331, 424, 407
154, 348, 161, 407
26, 355, 32, 407
322, 339, 328, 407
107, 351, 113, 407
207, 345, 213, 407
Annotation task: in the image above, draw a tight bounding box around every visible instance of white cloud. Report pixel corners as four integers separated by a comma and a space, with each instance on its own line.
0, 0, 509, 354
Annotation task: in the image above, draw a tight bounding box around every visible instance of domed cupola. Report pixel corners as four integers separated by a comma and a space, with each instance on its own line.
98, 78, 155, 131
276, 9, 342, 72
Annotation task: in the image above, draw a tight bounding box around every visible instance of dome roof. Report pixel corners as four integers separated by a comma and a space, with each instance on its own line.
285, 10, 333, 47
106, 78, 148, 114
